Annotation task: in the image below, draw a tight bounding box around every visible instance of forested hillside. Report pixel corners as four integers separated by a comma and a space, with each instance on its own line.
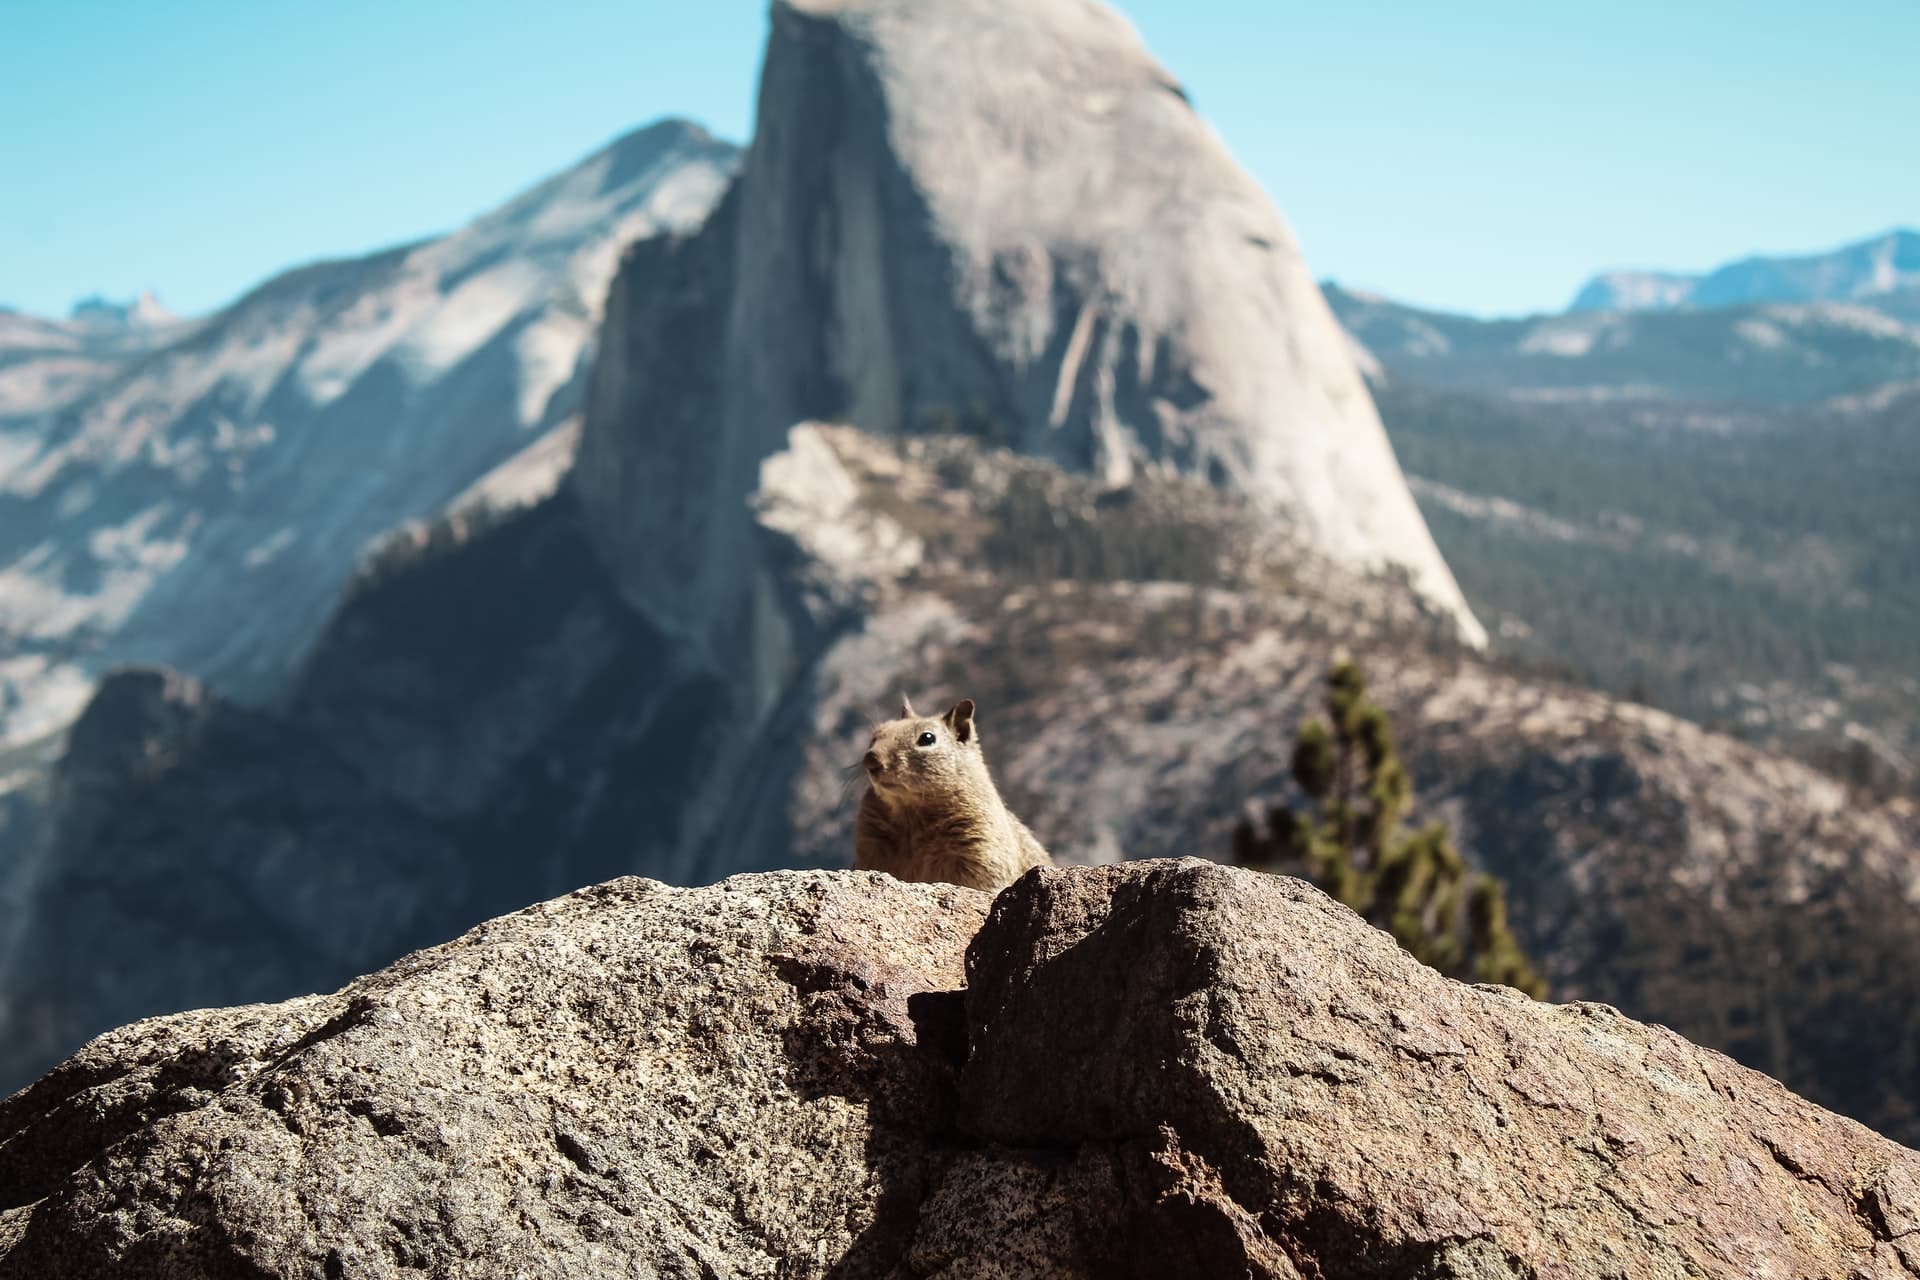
1333, 287, 1920, 789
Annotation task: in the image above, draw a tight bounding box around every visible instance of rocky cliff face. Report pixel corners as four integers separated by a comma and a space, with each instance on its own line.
572, 0, 1483, 655
4, 862, 1915, 1278
2, 0, 1490, 1080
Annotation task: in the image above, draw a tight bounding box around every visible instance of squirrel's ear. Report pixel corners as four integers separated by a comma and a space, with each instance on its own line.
900, 693, 916, 719
944, 699, 977, 743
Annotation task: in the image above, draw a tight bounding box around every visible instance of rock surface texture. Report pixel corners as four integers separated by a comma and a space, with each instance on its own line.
4, 861, 1916, 1279
573, 0, 1483, 651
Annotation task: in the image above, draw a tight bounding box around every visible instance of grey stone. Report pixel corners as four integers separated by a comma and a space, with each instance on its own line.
572, 0, 1484, 656
5, 862, 1917, 1278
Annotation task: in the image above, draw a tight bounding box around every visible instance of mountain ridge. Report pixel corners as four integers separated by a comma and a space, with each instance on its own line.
67, 291, 177, 332
1570, 227, 1920, 313
0, 118, 738, 745
1326, 278, 1920, 403
3, 0, 1502, 1092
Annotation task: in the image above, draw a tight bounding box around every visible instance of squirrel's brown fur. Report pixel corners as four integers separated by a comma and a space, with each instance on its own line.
853, 696, 1052, 892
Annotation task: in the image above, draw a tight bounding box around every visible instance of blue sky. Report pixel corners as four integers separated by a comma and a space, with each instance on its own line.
4, 0, 1914, 320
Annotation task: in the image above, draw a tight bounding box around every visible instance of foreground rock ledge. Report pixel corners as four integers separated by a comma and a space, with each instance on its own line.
1, 862, 1915, 1279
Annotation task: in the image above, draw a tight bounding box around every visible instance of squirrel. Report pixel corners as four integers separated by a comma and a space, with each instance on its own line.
853, 695, 1053, 892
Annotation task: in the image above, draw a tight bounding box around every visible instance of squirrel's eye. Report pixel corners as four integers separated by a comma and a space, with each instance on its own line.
916, 731, 937, 747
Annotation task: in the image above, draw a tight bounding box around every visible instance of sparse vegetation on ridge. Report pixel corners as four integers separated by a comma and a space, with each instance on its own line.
1230, 658, 1546, 997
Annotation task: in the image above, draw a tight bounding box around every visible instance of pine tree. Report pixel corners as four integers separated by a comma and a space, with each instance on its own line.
1231, 658, 1547, 997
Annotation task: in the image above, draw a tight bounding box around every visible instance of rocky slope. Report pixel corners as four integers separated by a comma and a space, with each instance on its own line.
0, 119, 736, 744
775, 428, 1920, 1144
0, 296, 184, 420
9, 423, 1918, 1150
0, 493, 695, 1091
1570, 227, 1920, 312
4, 862, 1916, 1278
573, 0, 1483, 653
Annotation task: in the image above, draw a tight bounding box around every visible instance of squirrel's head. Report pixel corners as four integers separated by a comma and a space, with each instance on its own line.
864, 696, 984, 802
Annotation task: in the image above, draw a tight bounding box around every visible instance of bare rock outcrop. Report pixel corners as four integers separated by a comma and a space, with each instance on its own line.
0, 872, 989, 1279
958, 860, 1920, 1277
4, 861, 1914, 1278
573, 0, 1483, 657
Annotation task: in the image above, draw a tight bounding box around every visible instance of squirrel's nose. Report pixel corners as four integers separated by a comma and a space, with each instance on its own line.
864, 751, 882, 773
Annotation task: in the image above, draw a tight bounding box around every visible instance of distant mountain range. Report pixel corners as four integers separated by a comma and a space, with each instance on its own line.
0, 119, 737, 746
1329, 279, 1920, 404
1570, 228, 1920, 313
1324, 277, 1920, 796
